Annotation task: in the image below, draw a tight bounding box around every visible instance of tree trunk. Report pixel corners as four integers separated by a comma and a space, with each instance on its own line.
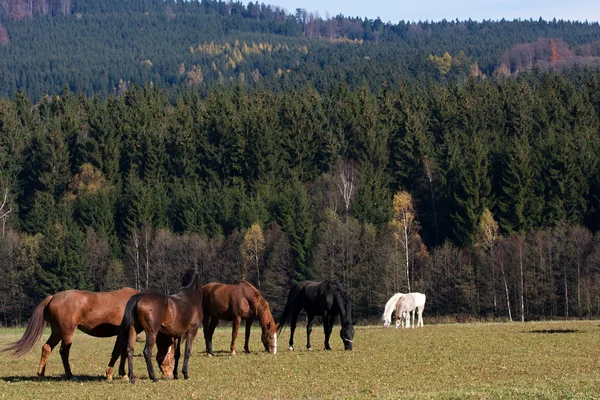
500, 261, 512, 321
519, 241, 525, 322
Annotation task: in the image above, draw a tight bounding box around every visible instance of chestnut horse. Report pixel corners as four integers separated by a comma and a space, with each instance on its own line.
110, 270, 203, 383
277, 280, 355, 351
202, 280, 277, 356
2, 288, 173, 380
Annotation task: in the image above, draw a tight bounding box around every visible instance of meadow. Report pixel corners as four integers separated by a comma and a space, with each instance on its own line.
0, 321, 599, 399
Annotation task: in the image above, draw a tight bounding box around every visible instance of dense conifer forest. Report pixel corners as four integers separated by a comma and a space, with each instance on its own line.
1, 0, 600, 325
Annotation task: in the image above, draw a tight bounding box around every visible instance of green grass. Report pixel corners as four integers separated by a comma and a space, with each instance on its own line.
1, 321, 600, 399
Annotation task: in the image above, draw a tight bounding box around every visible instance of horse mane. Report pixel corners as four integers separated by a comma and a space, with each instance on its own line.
239, 280, 271, 319
180, 269, 198, 288
382, 293, 403, 323
325, 280, 352, 325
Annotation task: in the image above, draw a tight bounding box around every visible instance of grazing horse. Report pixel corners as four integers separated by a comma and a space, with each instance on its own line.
394, 294, 416, 329
382, 292, 427, 328
382, 293, 404, 328
110, 270, 203, 384
277, 280, 355, 351
202, 280, 277, 356
2, 288, 173, 380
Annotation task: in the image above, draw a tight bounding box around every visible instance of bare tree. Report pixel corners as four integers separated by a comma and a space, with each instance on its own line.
334, 159, 358, 217
0, 187, 12, 238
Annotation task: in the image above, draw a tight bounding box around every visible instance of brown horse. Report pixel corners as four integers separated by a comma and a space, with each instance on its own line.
2, 288, 173, 380
109, 269, 203, 383
202, 280, 277, 356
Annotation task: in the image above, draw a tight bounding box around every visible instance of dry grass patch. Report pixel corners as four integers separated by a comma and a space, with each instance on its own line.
0, 321, 599, 399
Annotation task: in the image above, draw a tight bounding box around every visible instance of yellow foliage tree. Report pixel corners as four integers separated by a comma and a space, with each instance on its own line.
390, 191, 420, 293
241, 223, 265, 288
428, 51, 453, 76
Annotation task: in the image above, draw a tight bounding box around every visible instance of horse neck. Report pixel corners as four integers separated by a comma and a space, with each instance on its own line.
254, 296, 274, 331
383, 294, 401, 321
335, 292, 352, 326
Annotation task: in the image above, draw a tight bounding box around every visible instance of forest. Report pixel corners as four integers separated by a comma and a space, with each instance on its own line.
1, 0, 600, 99
1, 68, 600, 325
1, 0, 600, 326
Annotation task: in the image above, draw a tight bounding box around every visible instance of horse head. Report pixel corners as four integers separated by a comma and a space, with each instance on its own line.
260, 320, 277, 354
340, 321, 355, 351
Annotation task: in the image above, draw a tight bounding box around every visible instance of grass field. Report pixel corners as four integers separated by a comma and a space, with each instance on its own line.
0, 320, 599, 399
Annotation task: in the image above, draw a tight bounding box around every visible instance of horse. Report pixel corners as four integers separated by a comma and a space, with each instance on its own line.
202, 280, 277, 356
109, 269, 203, 384
382, 293, 404, 328
277, 280, 355, 351
394, 294, 416, 328
382, 292, 427, 328
2, 287, 173, 380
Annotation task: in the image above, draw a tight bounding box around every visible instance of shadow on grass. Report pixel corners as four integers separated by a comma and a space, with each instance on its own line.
528, 329, 581, 334
2, 375, 107, 383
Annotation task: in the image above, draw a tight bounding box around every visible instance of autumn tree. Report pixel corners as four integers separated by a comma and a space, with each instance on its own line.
475, 208, 500, 316
390, 191, 420, 293
241, 223, 265, 288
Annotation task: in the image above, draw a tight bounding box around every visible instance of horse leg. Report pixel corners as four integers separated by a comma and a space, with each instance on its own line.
37, 330, 60, 377
328, 314, 336, 349
411, 309, 416, 328
172, 337, 181, 380
127, 325, 138, 384
204, 316, 218, 356
106, 333, 125, 381
305, 314, 315, 351
58, 330, 76, 380
244, 317, 253, 354
143, 333, 159, 383
182, 327, 198, 380
289, 307, 301, 351
230, 316, 241, 356
322, 312, 332, 351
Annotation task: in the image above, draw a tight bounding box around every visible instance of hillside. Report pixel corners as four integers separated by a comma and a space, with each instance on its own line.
0, 0, 600, 99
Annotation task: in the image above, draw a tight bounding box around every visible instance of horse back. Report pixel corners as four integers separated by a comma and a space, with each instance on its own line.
47, 288, 139, 337
202, 282, 251, 320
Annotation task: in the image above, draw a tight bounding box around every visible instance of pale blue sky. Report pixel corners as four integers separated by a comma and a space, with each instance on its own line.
270, 0, 600, 23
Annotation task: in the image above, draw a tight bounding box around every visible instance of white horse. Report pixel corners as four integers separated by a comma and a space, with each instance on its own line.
394, 294, 416, 328
382, 292, 427, 328
382, 293, 404, 328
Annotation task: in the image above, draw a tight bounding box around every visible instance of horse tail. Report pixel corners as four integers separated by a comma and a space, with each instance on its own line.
118, 293, 142, 347
4, 295, 53, 357
276, 286, 296, 334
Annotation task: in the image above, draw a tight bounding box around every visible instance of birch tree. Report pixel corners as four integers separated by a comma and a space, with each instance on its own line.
390, 191, 420, 293
241, 223, 265, 289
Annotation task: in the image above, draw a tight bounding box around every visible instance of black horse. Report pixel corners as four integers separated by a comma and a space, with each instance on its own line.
277, 280, 354, 351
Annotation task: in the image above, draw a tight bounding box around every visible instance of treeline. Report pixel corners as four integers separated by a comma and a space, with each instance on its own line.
2, 0, 600, 99
1, 69, 600, 325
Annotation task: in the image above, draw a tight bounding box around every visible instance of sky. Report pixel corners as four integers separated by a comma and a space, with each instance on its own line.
269, 0, 600, 24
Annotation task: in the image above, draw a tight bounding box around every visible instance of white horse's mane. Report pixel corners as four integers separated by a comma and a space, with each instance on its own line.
382, 293, 403, 325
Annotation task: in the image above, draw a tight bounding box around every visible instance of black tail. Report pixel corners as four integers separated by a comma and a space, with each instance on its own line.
277, 287, 296, 335
117, 292, 143, 347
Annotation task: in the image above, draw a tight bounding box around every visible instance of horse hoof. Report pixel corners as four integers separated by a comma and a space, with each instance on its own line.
121, 375, 129, 382
70, 377, 79, 382
307, 347, 313, 351
106, 375, 113, 382
289, 346, 294, 351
